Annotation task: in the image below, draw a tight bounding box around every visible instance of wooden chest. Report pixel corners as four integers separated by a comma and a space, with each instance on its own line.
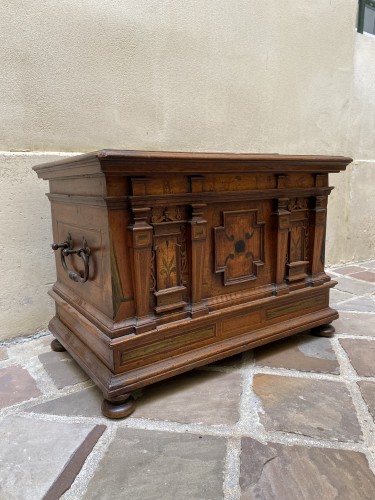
34, 151, 351, 418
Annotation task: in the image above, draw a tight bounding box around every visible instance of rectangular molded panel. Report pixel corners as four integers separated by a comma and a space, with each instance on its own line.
119, 325, 216, 370
51, 201, 113, 318
266, 294, 327, 321
222, 310, 263, 337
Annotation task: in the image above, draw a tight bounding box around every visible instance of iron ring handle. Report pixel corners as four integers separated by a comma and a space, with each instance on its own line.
61, 247, 90, 283
52, 234, 91, 284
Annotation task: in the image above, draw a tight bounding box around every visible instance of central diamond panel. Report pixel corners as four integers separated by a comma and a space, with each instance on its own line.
214, 209, 265, 285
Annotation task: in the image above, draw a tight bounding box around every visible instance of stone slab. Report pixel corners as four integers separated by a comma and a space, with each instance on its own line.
29, 386, 102, 417
254, 334, 339, 374
358, 381, 375, 421
30, 370, 242, 423
329, 288, 354, 306
333, 312, 375, 336
0, 416, 97, 500
363, 261, 375, 269
0, 346, 8, 360
240, 438, 375, 500
333, 265, 366, 275
38, 350, 89, 389
351, 271, 375, 282
0, 364, 42, 408
83, 428, 226, 500
253, 374, 362, 442
337, 297, 375, 313
340, 339, 375, 377
136, 370, 242, 424
44, 424, 106, 500
335, 276, 375, 296
208, 352, 243, 368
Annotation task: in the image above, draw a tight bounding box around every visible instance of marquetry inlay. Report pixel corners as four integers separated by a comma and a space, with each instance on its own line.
214, 209, 265, 285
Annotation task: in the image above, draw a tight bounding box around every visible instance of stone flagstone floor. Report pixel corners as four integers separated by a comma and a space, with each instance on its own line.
1, 261, 375, 499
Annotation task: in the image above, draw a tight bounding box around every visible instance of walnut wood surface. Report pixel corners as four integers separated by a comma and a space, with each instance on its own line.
34, 150, 352, 418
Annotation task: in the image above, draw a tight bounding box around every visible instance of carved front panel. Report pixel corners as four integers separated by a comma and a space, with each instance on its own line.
151, 208, 188, 314
154, 233, 180, 290
214, 209, 265, 285
289, 224, 305, 262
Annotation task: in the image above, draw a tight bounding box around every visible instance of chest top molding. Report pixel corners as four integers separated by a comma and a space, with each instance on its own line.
33, 150, 353, 180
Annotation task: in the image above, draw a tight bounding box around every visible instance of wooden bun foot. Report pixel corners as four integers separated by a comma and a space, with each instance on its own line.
51, 338, 66, 352
310, 324, 335, 338
101, 394, 136, 419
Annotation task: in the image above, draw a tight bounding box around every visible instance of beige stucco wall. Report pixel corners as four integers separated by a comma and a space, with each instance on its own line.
0, 154, 72, 338
0, 0, 358, 153
0, 0, 373, 339
326, 32, 375, 265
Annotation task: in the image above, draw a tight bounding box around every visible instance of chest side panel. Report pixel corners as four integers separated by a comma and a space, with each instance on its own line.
50, 200, 113, 318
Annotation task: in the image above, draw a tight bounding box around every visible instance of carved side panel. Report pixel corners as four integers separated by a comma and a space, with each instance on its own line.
214, 209, 265, 285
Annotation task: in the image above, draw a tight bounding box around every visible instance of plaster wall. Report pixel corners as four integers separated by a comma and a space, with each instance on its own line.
0, 0, 357, 154
326, 33, 375, 265
0, 0, 373, 339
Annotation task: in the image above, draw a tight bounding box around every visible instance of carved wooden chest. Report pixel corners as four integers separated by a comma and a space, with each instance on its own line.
34, 151, 351, 418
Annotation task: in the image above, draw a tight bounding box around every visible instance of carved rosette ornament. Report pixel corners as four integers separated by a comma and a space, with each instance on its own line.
151, 206, 185, 223
287, 198, 309, 212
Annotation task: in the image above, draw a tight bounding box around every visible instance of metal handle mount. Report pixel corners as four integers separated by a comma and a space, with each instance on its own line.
52, 233, 91, 283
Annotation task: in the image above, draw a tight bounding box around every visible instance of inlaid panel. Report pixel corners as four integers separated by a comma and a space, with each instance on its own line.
152, 218, 188, 314
214, 209, 265, 285
155, 235, 180, 290
119, 325, 216, 369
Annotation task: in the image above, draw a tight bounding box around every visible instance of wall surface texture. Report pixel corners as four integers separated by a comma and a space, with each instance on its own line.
0, 0, 374, 339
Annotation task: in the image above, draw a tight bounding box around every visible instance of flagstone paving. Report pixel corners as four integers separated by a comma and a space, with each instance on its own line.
239, 438, 375, 500
340, 339, 375, 378
0, 416, 101, 500
135, 370, 243, 425
0, 260, 375, 499
29, 386, 103, 418
83, 429, 227, 500
333, 311, 375, 336
253, 374, 363, 442
0, 364, 41, 409
0, 346, 8, 361
254, 334, 340, 374
38, 350, 89, 389
358, 381, 375, 421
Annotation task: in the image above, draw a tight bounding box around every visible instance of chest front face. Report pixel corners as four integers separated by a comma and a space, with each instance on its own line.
34, 151, 350, 408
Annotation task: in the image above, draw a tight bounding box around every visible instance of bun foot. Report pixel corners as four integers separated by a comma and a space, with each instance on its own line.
51, 338, 66, 352
310, 324, 335, 338
101, 394, 136, 419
